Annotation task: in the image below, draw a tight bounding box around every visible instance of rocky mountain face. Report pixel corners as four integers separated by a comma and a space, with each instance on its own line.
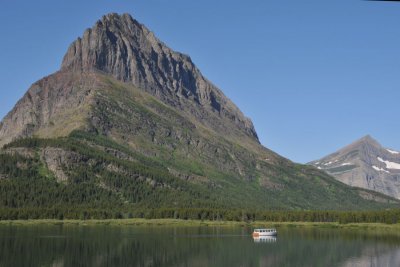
0, 72, 97, 147
61, 13, 258, 143
0, 13, 257, 148
309, 135, 400, 199
0, 13, 398, 212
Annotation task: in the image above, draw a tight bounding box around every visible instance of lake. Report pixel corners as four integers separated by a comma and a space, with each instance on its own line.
0, 224, 399, 267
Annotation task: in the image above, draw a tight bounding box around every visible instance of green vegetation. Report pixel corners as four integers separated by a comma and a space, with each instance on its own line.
0, 129, 399, 222
327, 164, 357, 173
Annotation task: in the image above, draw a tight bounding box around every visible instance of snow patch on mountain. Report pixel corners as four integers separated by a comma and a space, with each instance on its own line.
387, 149, 399, 155
372, 166, 390, 174
377, 157, 400, 170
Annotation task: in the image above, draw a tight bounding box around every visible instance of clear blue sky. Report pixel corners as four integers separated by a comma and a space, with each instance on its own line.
0, 0, 399, 163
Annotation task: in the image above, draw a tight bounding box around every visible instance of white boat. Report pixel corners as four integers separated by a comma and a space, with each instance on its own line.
252, 228, 277, 237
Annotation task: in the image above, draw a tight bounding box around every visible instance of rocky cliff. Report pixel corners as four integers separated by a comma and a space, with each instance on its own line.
0, 14, 257, 148
61, 13, 258, 142
0, 72, 97, 147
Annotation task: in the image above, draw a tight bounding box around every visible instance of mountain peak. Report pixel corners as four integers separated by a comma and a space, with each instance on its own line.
353, 135, 380, 148
61, 11, 190, 82
310, 135, 400, 199
1, 13, 259, 147
61, 13, 148, 74
102, 12, 131, 21
359, 134, 374, 142
61, 13, 258, 142
360, 134, 373, 140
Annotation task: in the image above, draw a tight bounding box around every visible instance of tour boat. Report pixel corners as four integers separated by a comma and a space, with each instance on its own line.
252, 228, 277, 237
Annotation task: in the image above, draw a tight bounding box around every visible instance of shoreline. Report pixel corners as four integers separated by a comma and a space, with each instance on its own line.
0, 218, 400, 230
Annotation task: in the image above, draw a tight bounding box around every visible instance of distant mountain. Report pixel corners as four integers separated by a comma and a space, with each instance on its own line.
0, 14, 397, 216
309, 135, 400, 199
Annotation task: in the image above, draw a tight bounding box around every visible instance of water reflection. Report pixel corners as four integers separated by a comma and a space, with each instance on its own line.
0, 225, 400, 267
253, 236, 277, 243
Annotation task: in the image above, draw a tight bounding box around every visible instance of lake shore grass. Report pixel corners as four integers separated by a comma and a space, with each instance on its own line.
1, 218, 400, 230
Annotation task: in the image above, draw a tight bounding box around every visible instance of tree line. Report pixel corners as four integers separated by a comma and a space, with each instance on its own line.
1, 207, 400, 224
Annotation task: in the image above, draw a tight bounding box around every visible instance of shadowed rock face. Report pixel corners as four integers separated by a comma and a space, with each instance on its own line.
310, 135, 400, 199
61, 13, 258, 142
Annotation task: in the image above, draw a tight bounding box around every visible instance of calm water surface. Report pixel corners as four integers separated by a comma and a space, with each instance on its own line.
1, 224, 400, 267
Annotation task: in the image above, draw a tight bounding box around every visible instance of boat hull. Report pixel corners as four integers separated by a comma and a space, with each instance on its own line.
252, 232, 277, 237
